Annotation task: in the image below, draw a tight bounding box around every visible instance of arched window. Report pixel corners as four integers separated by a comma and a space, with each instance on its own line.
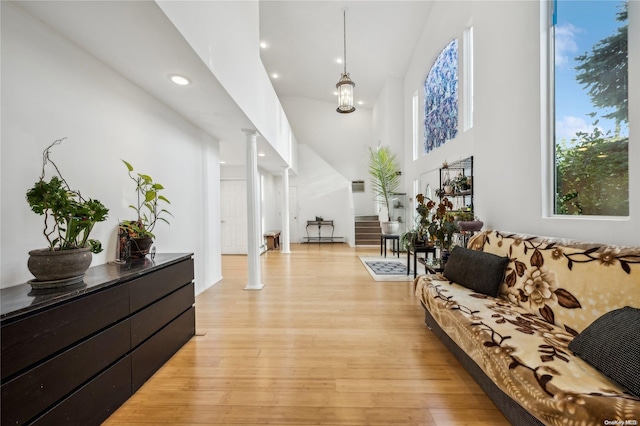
424, 39, 458, 154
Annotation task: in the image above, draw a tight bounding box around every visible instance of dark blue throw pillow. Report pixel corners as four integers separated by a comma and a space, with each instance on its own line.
568, 306, 640, 398
442, 246, 509, 297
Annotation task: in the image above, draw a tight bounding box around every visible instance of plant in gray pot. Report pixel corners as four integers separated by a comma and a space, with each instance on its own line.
368, 146, 402, 235
120, 160, 172, 259
26, 138, 109, 289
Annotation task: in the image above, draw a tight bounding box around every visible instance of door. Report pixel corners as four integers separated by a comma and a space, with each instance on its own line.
288, 186, 298, 243
221, 180, 247, 254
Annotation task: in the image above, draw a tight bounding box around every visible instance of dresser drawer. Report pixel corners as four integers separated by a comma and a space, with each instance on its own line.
132, 306, 195, 391
1, 319, 130, 425
129, 258, 194, 313
1, 284, 129, 381
131, 282, 194, 348
31, 355, 132, 426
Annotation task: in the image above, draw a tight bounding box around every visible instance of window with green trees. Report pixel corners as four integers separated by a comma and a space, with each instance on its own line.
552, 0, 628, 216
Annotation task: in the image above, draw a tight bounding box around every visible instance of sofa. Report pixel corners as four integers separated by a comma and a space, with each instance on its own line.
414, 230, 640, 426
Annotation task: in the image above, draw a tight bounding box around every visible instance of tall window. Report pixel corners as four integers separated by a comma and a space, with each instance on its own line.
412, 91, 420, 161
424, 39, 459, 154
552, 0, 628, 216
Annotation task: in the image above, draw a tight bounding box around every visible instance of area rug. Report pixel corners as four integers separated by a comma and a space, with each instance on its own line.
359, 256, 414, 282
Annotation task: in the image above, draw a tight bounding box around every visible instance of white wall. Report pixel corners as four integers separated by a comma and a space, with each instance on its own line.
280, 97, 374, 217
403, 1, 475, 199
372, 78, 405, 162
289, 145, 354, 244
401, 0, 639, 246
1, 2, 221, 293
261, 171, 281, 234
157, 0, 297, 174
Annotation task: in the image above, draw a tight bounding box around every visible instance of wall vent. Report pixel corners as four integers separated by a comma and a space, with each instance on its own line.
352, 180, 365, 192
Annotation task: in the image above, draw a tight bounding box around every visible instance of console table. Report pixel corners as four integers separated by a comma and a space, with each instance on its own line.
1, 253, 195, 426
304, 220, 336, 243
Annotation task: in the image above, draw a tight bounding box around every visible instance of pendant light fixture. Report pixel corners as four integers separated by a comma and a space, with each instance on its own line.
336, 8, 355, 113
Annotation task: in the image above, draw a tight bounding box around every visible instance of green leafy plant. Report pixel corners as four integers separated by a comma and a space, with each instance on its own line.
26, 138, 109, 253
400, 193, 432, 250
452, 174, 471, 193
121, 160, 172, 238
426, 197, 459, 251
368, 146, 401, 221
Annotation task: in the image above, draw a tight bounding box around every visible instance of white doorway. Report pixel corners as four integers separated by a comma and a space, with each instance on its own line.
289, 186, 298, 243
221, 180, 247, 254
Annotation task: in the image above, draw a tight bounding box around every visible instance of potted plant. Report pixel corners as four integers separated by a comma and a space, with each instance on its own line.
26, 138, 109, 288
426, 197, 459, 256
368, 146, 402, 235
401, 193, 433, 250
443, 177, 454, 195
120, 160, 172, 258
452, 174, 471, 193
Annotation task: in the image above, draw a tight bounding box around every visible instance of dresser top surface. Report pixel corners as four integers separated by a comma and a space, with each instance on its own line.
1, 253, 193, 321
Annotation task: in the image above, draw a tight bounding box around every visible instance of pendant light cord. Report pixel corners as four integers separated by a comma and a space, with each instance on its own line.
343, 9, 347, 75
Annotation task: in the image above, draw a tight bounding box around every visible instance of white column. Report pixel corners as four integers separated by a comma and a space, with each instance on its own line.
281, 166, 291, 254
243, 129, 264, 290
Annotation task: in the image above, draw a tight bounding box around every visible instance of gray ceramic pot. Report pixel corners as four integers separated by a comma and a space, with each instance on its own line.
27, 247, 92, 285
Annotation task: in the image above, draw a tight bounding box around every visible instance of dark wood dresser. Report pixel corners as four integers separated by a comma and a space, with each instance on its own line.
1, 253, 195, 425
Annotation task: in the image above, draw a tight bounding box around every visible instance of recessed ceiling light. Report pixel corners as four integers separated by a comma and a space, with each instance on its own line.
219, 160, 226, 164
336, 58, 343, 64
258, 152, 266, 157
260, 41, 268, 49
271, 73, 279, 79
358, 101, 364, 105
333, 91, 339, 96
169, 74, 191, 86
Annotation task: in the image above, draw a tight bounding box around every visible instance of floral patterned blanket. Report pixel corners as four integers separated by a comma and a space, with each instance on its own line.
414, 230, 640, 426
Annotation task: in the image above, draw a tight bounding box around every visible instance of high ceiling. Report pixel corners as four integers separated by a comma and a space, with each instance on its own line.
259, 1, 433, 108
11, 1, 433, 173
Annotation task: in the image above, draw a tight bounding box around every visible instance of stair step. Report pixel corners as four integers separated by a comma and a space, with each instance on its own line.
354, 216, 383, 246
356, 228, 380, 232
355, 215, 379, 221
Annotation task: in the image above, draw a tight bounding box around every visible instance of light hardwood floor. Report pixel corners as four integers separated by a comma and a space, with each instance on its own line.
104, 244, 509, 425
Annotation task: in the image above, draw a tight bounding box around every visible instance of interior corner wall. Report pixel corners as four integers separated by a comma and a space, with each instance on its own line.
372, 77, 405, 165
403, 0, 639, 246
0, 2, 221, 292
372, 77, 407, 226
280, 97, 374, 217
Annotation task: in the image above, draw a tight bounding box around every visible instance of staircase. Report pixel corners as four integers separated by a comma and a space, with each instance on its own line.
355, 215, 381, 246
